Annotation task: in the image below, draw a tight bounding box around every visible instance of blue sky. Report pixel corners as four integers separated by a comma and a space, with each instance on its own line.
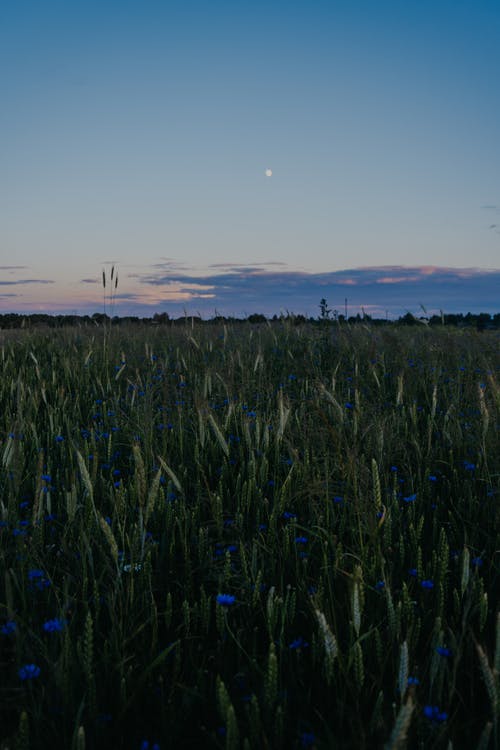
1, 0, 499, 317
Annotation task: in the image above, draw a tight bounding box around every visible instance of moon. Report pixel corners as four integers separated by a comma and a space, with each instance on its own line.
265, 168, 273, 177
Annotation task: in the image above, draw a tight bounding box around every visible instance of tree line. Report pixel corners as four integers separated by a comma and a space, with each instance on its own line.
0, 309, 499, 329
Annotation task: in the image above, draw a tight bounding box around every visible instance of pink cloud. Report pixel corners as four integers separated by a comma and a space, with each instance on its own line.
376, 276, 421, 284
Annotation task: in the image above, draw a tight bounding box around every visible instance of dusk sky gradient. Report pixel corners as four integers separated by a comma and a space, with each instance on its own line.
1, 0, 499, 317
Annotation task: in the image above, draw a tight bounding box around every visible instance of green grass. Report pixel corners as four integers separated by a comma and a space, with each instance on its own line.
0, 321, 499, 749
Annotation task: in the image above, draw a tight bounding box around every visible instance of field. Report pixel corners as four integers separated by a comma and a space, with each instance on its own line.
0, 321, 498, 749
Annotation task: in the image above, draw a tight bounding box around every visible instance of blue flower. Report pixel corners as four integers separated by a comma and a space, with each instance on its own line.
1, 620, 16, 635
408, 568, 418, 578
300, 732, 316, 748
403, 493, 417, 503
407, 676, 420, 685
375, 580, 385, 590
289, 636, 309, 650
294, 536, 308, 544
423, 705, 447, 723
217, 594, 235, 607
344, 402, 353, 409
55, 435, 64, 443
43, 618, 66, 633
140, 742, 160, 750
18, 664, 41, 680
421, 579, 434, 589
28, 569, 51, 590
436, 646, 452, 657
472, 556, 483, 567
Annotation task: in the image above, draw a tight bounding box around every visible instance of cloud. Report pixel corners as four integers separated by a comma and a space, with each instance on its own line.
80, 278, 99, 284
2, 266, 499, 318
0, 279, 54, 285
0, 266, 28, 271
375, 275, 422, 284
209, 261, 288, 270
124, 265, 500, 318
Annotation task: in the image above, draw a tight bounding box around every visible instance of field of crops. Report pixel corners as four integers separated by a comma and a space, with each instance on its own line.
0, 322, 498, 749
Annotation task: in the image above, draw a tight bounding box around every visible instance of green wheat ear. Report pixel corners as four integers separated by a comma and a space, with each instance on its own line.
16, 710, 30, 750
476, 644, 498, 718
265, 641, 279, 711
76, 726, 86, 750
372, 458, 382, 511
98, 513, 119, 565
216, 675, 229, 715
398, 641, 409, 698
226, 704, 240, 750
384, 696, 414, 750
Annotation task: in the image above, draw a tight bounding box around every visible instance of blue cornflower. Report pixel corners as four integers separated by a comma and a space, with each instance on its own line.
472, 557, 483, 567
1, 620, 16, 635
423, 705, 447, 723
294, 536, 308, 544
18, 664, 41, 680
43, 618, 66, 633
463, 461, 475, 471
216, 594, 235, 607
408, 568, 418, 577
375, 580, 385, 590
55, 435, 64, 443
140, 742, 160, 750
403, 493, 417, 503
289, 636, 309, 650
283, 511, 297, 520
436, 646, 452, 657
428, 475, 437, 482
28, 569, 51, 590
407, 676, 420, 685
41, 474, 51, 482
300, 732, 316, 748
421, 580, 434, 589
344, 402, 353, 409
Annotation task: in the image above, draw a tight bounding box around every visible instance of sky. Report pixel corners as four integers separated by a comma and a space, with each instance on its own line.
1, 0, 499, 318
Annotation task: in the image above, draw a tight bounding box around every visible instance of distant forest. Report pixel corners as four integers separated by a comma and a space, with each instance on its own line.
0, 309, 499, 330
